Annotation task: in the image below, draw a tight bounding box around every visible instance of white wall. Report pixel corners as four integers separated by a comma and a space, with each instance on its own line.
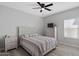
0, 5, 44, 49
43, 7, 79, 47
0, 5, 44, 36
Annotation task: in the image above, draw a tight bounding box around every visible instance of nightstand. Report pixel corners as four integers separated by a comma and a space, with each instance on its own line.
5, 35, 18, 52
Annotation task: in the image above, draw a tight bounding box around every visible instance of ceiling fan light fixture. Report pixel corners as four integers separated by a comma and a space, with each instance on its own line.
42, 8, 44, 10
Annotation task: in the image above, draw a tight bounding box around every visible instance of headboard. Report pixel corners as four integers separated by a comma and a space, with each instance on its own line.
18, 26, 40, 36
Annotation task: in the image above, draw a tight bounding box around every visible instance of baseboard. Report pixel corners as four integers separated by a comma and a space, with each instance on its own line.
59, 41, 79, 49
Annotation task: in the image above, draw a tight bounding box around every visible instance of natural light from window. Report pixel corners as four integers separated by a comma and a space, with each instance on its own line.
64, 19, 79, 39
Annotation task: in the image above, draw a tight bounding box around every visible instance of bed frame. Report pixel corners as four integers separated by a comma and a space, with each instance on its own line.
17, 26, 57, 56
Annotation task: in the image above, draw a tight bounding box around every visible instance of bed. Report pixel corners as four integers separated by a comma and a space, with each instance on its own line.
19, 34, 57, 56
18, 26, 57, 56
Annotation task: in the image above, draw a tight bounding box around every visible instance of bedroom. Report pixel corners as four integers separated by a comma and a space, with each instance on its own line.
0, 1, 79, 56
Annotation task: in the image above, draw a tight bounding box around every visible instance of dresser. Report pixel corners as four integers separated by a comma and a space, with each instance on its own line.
5, 35, 18, 52
46, 26, 57, 39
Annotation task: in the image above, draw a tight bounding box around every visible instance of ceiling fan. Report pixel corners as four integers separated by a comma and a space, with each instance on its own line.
32, 2, 53, 13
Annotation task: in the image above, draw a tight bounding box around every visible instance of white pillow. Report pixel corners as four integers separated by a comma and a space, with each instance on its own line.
25, 34, 30, 37
21, 34, 30, 38
29, 33, 40, 37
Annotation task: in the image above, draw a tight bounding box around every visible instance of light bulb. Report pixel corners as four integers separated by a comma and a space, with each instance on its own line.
42, 8, 44, 10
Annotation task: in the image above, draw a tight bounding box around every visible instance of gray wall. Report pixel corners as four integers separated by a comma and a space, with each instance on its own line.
0, 5, 44, 50
43, 7, 79, 47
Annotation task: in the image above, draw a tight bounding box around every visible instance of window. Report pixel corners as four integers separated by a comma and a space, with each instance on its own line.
64, 19, 78, 38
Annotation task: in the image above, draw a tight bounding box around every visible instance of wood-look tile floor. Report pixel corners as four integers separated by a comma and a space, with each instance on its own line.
47, 44, 79, 56
1, 44, 79, 56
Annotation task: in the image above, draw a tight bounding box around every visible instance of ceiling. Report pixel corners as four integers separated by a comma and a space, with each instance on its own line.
0, 2, 79, 17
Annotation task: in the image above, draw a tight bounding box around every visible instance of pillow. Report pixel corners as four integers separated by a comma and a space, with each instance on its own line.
21, 34, 30, 38
29, 33, 40, 37
25, 34, 30, 37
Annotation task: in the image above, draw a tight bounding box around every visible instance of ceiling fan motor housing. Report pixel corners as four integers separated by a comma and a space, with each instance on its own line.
41, 4, 45, 8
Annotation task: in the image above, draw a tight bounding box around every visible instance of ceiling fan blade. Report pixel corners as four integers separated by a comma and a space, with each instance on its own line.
40, 10, 42, 12
45, 3, 53, 7
32, 7, 41, 9
45, 8, 51, 11
37, 2, 42, 7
